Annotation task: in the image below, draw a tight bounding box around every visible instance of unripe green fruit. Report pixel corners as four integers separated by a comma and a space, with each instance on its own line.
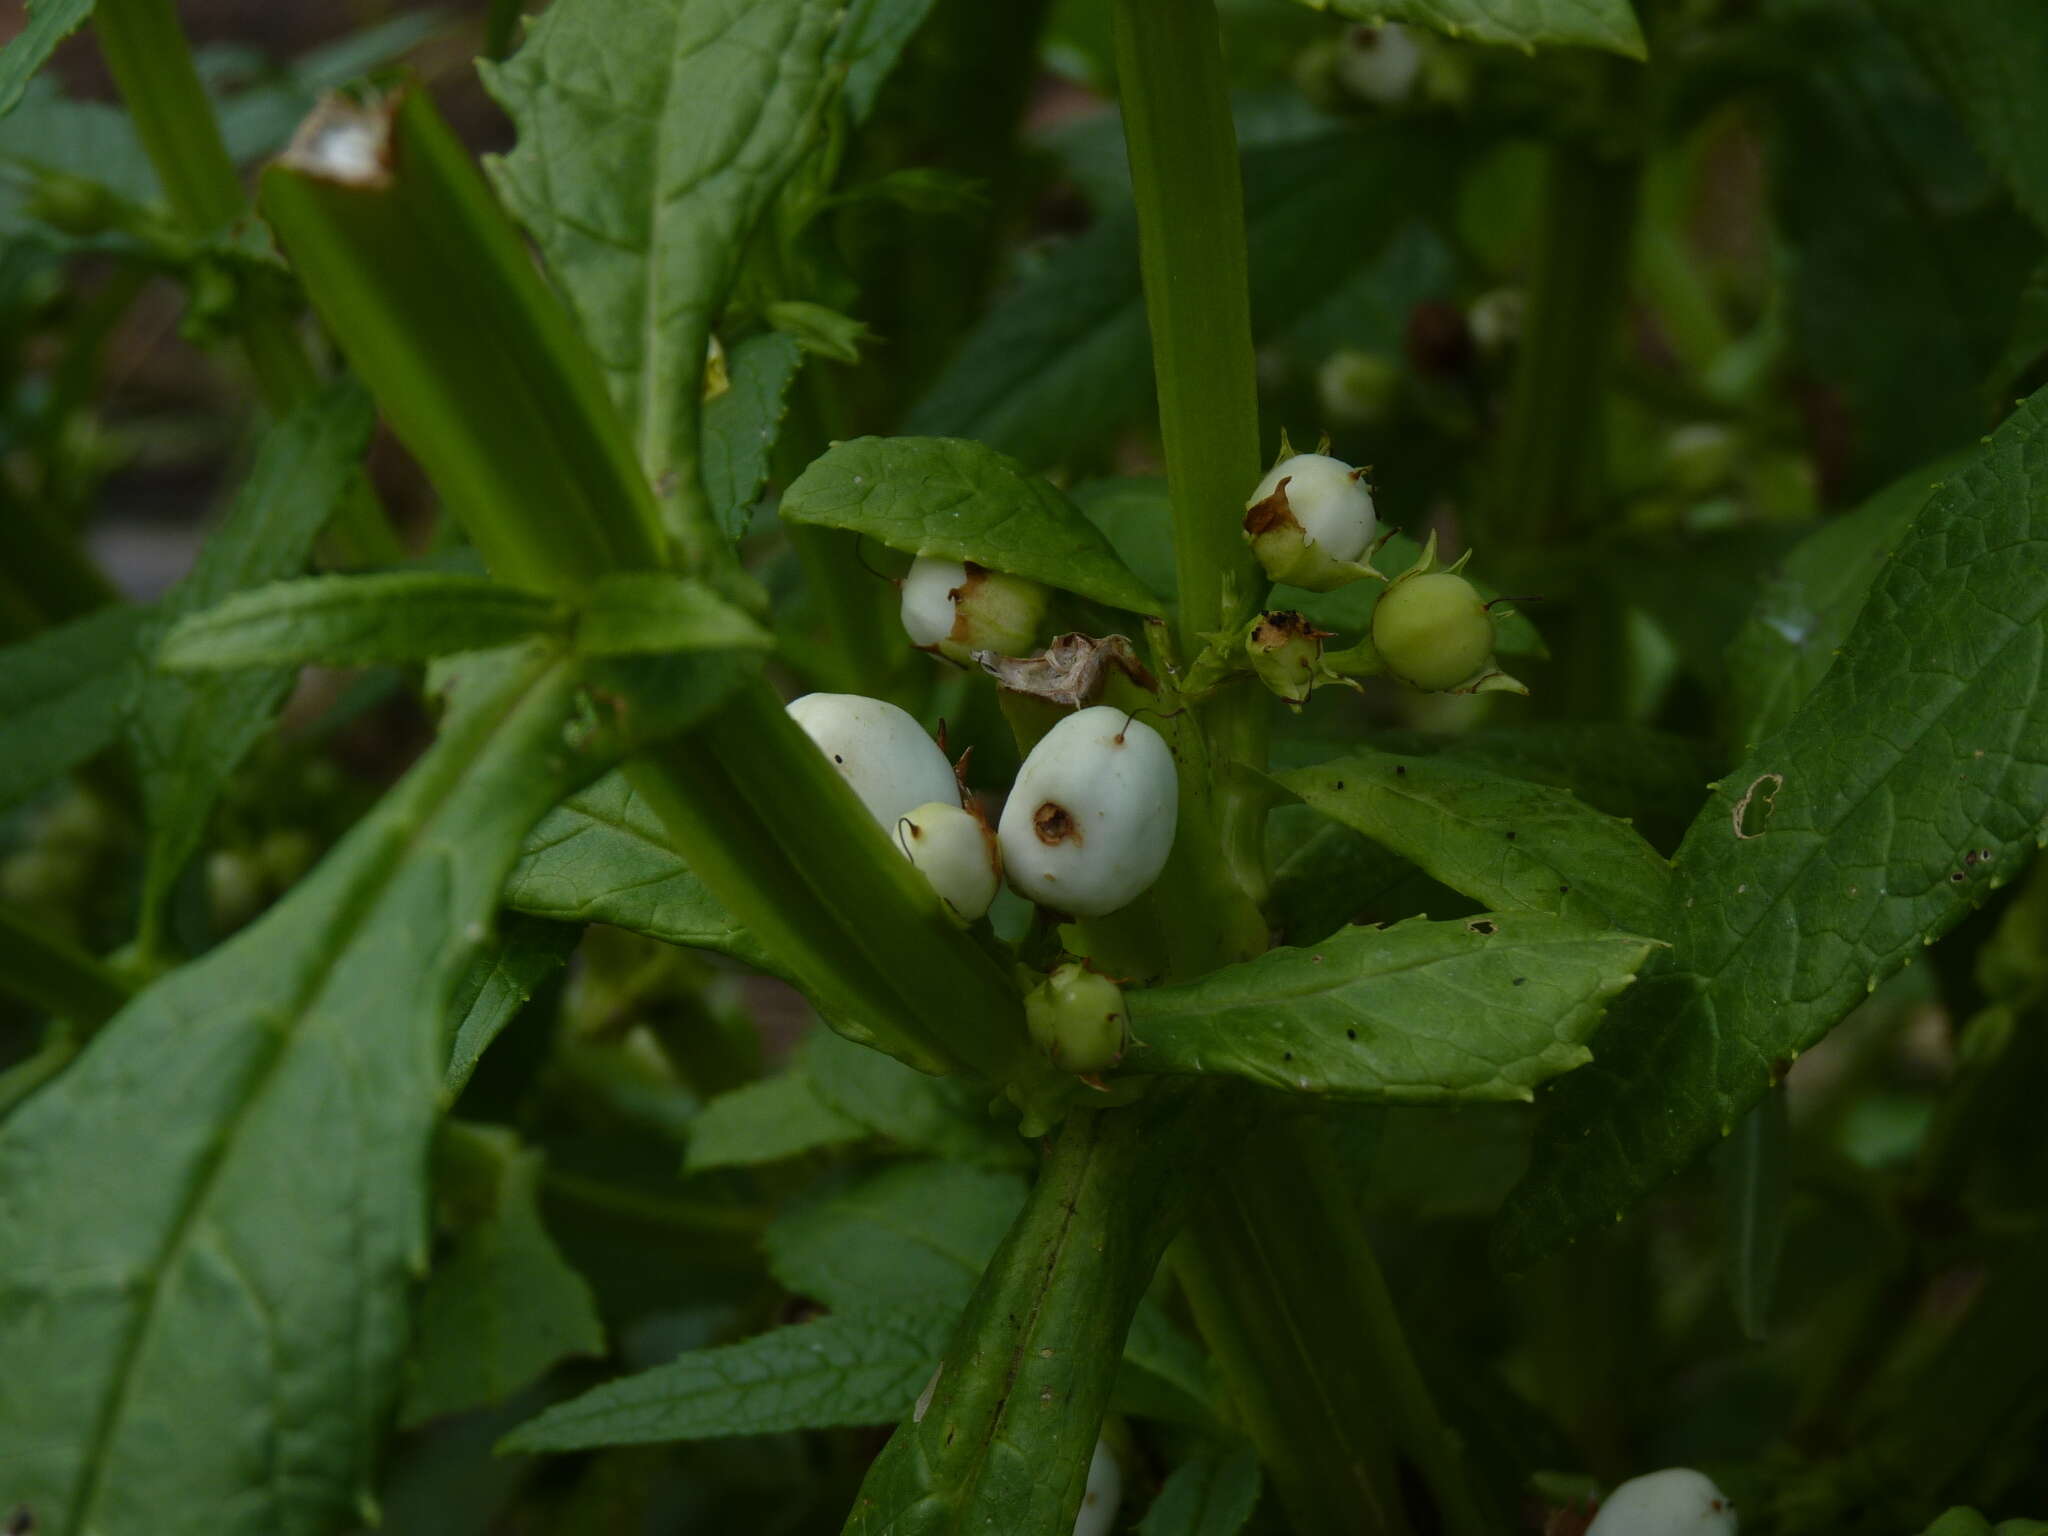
1316, 348, 1399, 426
900, 555, 1049, 664
895, 800, 1000, 923
786, 693, 960, 831
1371, 571, 1494, 691
1025, 963, 1128, 1074
1584, 1469, 1737, 1536
999, 707, 1177, 917
1246, 611, 1333, 705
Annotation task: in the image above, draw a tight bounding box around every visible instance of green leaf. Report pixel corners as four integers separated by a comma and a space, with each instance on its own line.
1304, 0, 1643, 57
501, 769, 779, 974
576, 571, 773, 657
1267, 809, 1469, 945
126, 380, 375, 922
402, 1141, 605, 1425
482, 0, 840, 547
764, 1161, 1028, 1308
445, 915, 581, 1099
835, 0, 941, 120
1724, 457, 1961, 746
501, 1306, 948, 1452
847, 1093, 1232, 1535
0, 602, 147, 812
1124, 914, 1655, 1103
0, 648, 592, 1536
159, 573, 560, 670
909, 128, 1460, 470
1770, 5, 2039, 493
799, 1026, 1028, 1169
1138, 1444, 1263, 1536
703, 331, 804, 540
0, 0, 93, 120
684, 1069, 869, 1173
780, 435, 1161, 613
1117, 1301, 1224, 1430
1278, 751, 1673, 931
1499, 388, 2048, 1266
1872, 0, 2048, 236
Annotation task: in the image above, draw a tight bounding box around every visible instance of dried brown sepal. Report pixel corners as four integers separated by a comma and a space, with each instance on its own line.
973, 632, 1157, 708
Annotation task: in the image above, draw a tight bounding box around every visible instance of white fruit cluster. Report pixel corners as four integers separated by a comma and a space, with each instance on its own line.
787, 695, 1178, 923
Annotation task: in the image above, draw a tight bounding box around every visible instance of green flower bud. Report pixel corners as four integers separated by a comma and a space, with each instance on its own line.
1243, 442, 1383, 591
900, 555, 1050, 664
1370, 534, 1526, 695
1024, 962, 1128, 1075
1246, 611, 1337, 706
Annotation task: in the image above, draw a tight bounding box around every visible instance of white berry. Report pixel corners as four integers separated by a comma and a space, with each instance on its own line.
999, 707, 1177, 918
1585, 1469, 1737, 1536
786, 693, 960, 831
895, 800, 999, 923
1336, 23, 1422, 105
1246, 452, 1376, 563
1071, 1439, 1121, 1536
899, 556, 966, 648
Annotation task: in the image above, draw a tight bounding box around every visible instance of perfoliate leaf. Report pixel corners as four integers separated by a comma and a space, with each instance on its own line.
0, 649, 593, 1536
1278, 752, 1673, 931
1124, 914, 1655, 1103
401, 1141, 604, 1425
1306, 0, 1644, 57
0, 603, 147, 812
501, 1307, 949, 1453
502, 769, 780, 975
126, 380, 374, 923
763, 1161, 1027, 1310
1500, 387, 2048, 1266
1137, 1444, 1263, 1536
684, 1069, 869, 1173
483, 0, 840, 542
780, 435, 1161, 613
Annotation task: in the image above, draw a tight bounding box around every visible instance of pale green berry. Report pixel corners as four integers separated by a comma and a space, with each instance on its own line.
895, 800, 1000, 923
900, 555, 1048, 664
786, 693, 960, 831
999, 707, 1177, 918
1585, 1469, 1737, 1536
1371, 571, 1495, 691
1025, 963, 1128, 1074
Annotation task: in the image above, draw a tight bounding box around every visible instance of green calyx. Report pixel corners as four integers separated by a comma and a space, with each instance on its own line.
1369, 534, 1527, 695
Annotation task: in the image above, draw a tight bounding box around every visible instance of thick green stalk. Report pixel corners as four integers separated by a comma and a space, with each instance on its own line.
1489, 144, 1639, 551
0, 905, 131, 1030
1179, 1117, 1495, 1536
93, 0, 402, 566
1112, 0, 1270, 918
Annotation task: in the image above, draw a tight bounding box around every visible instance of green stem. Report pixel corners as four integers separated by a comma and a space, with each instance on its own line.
1489, 144, 1639, 551
1112, 0, 1271, 924
0, 905, 131, 1030
94, 0, 404, 567
1180, 1117, 1492, 1536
